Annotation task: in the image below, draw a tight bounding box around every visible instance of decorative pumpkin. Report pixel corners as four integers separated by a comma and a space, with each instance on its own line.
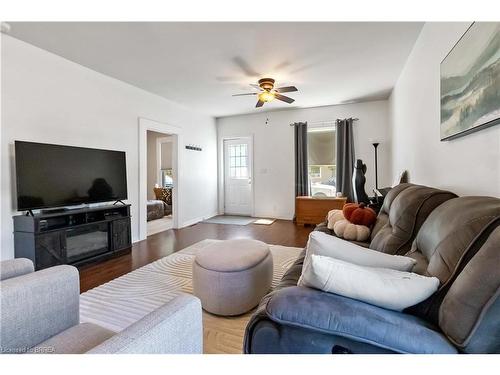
327, 209, 345, 230
342, 202, 377, 227
333, 219, 371, 242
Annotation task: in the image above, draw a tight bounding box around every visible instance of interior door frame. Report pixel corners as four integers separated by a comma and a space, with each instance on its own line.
139, 118, 182, 241
219, 135, 255, 217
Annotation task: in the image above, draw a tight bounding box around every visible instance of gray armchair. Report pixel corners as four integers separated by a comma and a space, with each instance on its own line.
0, 259, 202, 354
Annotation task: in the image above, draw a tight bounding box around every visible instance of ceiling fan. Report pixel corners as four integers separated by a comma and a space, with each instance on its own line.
232, 78, 298, 108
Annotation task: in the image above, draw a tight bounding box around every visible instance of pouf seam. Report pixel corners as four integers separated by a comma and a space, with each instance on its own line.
194, 252, 272, 273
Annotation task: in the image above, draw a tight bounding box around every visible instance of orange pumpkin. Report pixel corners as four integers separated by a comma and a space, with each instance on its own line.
342, 202, 377, 227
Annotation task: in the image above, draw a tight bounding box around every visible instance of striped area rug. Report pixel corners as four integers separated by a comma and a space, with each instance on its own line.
80, 239, 302, 354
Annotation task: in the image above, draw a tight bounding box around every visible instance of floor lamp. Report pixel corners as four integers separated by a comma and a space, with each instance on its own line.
372, 142, 379, 190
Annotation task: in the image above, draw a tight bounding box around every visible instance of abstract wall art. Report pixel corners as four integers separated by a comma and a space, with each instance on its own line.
440, 22, 500, 140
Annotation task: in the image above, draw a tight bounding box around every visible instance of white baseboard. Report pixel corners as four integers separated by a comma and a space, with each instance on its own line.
180, 212, 218, 228
180, 217, 203, 228
216, 210, 293, 221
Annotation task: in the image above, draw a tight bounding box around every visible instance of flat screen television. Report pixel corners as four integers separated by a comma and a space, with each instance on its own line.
15, 141, 128, 211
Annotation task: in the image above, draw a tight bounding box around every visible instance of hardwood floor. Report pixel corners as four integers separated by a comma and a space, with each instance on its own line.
146, 215, 173, 236
79, 219, 313, 293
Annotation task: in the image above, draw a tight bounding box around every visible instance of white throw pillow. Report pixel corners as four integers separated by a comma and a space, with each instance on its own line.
298, 255, 439, 311
304, 231, 416, 272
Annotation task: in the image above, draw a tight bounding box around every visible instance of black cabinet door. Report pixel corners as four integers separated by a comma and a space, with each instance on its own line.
111, 218, 131, 251
35, 232, 66, 270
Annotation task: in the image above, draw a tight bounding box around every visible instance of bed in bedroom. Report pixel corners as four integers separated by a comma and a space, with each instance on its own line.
147, 199, 171, 221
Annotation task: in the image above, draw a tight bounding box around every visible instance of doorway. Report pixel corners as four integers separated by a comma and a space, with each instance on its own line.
146, 131, 174, 236
139, 118, 182, 241
223, 137, 254, 216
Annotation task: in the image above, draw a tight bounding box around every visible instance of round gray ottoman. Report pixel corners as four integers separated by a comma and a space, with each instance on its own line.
192, 239, 273, 316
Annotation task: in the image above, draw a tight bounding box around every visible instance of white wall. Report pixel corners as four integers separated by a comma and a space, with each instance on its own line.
390, 22, 500, 197
216, 101, 391, 219
1, 35, 218, 259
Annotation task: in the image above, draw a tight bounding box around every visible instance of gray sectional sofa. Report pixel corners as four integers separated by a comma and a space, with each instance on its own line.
0, 260, 202, 354
244, 185, 500, 354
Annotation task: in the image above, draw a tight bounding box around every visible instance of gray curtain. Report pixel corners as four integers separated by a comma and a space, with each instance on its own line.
336, 118, 355, 202
294, 122, 309, 197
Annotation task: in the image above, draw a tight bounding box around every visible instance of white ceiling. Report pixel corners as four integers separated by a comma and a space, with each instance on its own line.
7, 22, 423, 117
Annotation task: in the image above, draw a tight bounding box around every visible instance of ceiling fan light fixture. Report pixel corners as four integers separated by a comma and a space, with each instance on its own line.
233, 77, 297, 108
259, 91, 275, 102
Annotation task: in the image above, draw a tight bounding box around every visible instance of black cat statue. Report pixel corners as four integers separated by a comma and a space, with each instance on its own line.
352, 159, 370, 204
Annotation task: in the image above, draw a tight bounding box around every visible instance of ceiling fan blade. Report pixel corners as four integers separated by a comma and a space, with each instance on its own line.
256, 99, 265, 108
232, 93, 257, 96
233, 56, 261, 77
274, 93, 295, 104
250, 83, 262, 91
275, 86, 298, 93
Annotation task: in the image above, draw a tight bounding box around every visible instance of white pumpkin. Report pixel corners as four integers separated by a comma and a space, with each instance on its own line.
333, 219, 371, 241
327, 209, 345, 230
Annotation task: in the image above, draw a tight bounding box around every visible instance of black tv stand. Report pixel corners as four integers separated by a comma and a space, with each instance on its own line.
14, 204, 132, 270
113, 199, 127, 205
40, 207, 68, 214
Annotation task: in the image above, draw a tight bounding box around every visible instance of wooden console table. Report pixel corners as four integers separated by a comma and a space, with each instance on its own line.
295, 196, 347, 225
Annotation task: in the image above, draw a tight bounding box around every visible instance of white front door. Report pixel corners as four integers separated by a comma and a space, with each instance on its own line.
224, 138, 253, 216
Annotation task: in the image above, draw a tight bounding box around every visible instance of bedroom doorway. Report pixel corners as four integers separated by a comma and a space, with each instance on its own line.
139, 118, 181, 241
146, 130, 174, 236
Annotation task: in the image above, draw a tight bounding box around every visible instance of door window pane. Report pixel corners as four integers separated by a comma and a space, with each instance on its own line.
228, 144, 249, 179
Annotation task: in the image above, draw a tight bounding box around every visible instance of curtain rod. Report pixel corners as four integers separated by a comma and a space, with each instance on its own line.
289, 118, 359, 126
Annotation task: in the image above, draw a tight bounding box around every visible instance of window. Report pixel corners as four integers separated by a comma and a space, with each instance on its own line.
161, 169, 173, 187
307, 127, 336, 197
229, 144, 248, 178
